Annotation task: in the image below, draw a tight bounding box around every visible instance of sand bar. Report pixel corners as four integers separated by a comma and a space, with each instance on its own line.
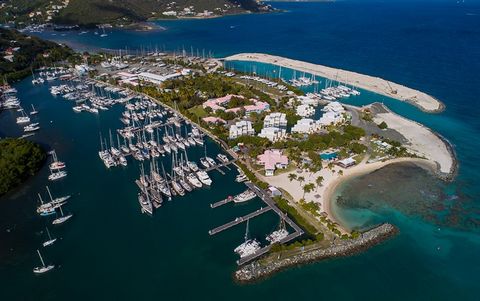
224, 53, 444, 113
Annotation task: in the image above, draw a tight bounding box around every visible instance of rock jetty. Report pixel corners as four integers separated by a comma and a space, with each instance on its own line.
234, 223, 399, 283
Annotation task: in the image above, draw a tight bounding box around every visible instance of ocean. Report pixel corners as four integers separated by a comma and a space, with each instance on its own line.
2, 1, 480, 300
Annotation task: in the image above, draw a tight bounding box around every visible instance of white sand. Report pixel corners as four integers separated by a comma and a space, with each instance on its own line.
225, 53, 444, 113
373, 110, 453, 174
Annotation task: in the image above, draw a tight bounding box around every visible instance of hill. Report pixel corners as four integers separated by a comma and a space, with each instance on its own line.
0, 0, 274, 27
0, 28, 73, 82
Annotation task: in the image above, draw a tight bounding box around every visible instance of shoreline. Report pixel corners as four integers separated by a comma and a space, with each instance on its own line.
224, 53, 445, 113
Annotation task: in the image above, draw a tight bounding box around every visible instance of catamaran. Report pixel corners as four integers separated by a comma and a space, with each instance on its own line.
234, 220, 261, 258
205, 157, 216, 167
199, 157, 210, 168
33, 249, 54, 274
196, 170, 212, 186
48, 170, 67, 181
42, 227, 57, 247
52, 206, 73, 225
266, 218, 289, 244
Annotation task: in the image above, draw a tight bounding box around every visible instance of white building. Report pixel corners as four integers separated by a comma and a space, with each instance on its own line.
229, 120, 255, 139
291, 118, 320, 134
318, 101, 345, 126
296, 104, 315, 117
162, 11, 177, 16
258, 127, 287, 142
322, 101, 345, 114
138, 72, 181, 85
263, 112, 287, 128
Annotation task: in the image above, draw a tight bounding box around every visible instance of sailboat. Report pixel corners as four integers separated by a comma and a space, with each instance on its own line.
33, 249, 54, 274
234, 220, 261, 258
52, 206, 73, 225
36, 193, 57, 216
16, 107, 30, 124
31, 69, 44, 85
100, 27, 108, 38
30, 104, 39, 115
266, 217, 289, 244
49, 150, 66, 170
42, 227, 57, 247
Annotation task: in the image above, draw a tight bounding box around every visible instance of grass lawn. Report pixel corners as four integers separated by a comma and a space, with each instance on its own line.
188, 105, 208, 119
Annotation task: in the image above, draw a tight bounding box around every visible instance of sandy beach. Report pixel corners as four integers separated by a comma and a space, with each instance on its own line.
224, 53, 444, 113
372, 108, 454, 174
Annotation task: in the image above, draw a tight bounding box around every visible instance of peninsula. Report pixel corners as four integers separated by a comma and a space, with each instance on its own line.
225, 53, 444, 113
1, 33, 456, 281
78, 50, 455, 280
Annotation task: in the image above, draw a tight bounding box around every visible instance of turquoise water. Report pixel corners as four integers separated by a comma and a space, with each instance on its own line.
2, 1, 480, 300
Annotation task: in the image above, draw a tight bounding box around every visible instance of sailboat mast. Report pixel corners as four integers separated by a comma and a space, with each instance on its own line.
37, 249, 46, 267
46, 186, 53, 201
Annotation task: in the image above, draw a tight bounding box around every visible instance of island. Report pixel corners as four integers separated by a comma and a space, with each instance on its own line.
0, 138, 46, 196
0, 0, 274, 28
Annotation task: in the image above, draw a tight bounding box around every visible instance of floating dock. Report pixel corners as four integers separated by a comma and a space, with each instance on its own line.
208, 206, 272, 235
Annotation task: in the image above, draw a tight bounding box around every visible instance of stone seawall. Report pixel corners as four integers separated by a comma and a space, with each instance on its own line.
234, 223, 399, 283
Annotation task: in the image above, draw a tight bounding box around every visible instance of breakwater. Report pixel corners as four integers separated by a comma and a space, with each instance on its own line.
234, 223, 399, 283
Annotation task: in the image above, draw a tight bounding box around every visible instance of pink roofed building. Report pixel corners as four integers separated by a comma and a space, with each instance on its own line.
202, 116, 226, 124
202, 94, 238, 112
257, 149, 289, 176
203, 94, 270, 115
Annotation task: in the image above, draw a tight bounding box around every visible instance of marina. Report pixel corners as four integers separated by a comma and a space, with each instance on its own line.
209, 181, 304, 265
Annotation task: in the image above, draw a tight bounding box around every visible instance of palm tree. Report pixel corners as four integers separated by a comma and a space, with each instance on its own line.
288, 173, 297, 182
303, 183, 315, 198
297, 176, 305, 185
315, 176, 324, 190
338, 170, 344, 176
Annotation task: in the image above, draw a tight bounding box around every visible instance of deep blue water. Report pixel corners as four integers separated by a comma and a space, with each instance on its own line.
2, 1, 480, 300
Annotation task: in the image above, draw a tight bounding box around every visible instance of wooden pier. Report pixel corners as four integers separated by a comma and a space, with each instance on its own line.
208, 206, 272, 235
203, 159, 236, 175
210, 196, 234, 208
